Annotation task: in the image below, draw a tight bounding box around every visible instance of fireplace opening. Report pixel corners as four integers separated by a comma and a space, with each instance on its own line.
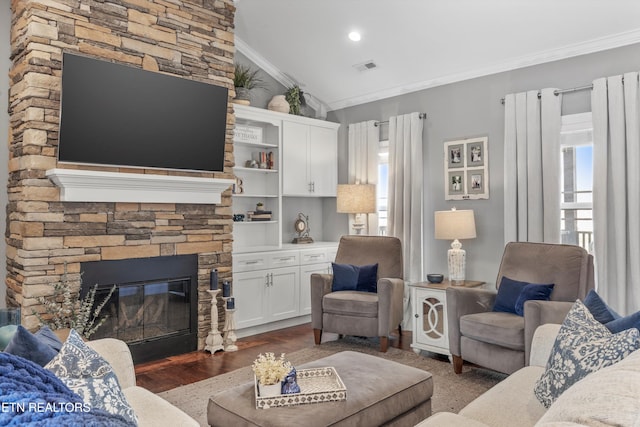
80, 255, 198, 363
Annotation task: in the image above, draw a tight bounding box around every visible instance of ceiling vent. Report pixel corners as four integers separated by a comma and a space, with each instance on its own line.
353, 60, 378, 72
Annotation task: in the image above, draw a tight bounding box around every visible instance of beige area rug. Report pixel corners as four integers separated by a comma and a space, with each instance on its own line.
159, 337, 506, 426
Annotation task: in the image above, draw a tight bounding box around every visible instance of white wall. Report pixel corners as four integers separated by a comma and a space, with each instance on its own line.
0, 2, 10, 308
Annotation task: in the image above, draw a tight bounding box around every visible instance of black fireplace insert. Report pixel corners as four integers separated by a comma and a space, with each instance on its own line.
80, 255, 198, 363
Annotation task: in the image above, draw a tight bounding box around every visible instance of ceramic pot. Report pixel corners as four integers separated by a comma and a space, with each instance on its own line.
267, 95, 290, 113
233, 87, 251, 105
258, 381, 282, 397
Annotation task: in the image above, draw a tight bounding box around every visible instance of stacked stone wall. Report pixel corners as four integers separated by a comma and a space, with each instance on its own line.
7, 0, 236, 349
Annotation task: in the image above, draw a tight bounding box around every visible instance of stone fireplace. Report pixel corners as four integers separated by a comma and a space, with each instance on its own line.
7, 0, 237, 353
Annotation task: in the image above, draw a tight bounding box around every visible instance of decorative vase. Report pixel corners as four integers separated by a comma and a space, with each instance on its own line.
233, 87, 251, 105
267, 95, 290, 113
258, 381, 282, 397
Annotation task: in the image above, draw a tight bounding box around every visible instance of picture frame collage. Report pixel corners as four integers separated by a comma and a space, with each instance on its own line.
444, 136, 489, 200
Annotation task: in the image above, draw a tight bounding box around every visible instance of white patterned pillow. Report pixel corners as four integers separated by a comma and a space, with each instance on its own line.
45, 329, 138, 425
534, 300, 640, 408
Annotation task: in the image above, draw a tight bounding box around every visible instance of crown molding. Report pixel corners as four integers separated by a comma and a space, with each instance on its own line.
328, 29, 640, 110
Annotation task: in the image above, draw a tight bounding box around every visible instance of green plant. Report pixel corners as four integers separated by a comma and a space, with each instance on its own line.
284, 85, 306, 115
34, 264, 116, 339
233, 64, 264, 90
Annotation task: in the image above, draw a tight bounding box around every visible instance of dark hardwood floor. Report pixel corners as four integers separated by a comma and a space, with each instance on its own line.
135, 323, 412, 393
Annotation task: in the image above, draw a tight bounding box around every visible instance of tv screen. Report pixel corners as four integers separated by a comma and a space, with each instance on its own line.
58, 53, 229, 172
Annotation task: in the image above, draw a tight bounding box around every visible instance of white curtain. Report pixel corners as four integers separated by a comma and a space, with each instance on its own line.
503, 89, 562, 244
592, 72, 640, 314
388, 113, 424, 283
347, 120, 379, 234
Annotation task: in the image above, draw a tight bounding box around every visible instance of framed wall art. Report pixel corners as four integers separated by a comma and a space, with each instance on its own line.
444, 136, 489, 200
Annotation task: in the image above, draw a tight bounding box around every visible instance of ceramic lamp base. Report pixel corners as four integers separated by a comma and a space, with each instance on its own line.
447, 239, 466, 284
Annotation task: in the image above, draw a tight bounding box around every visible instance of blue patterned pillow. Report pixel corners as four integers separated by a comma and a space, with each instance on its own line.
534, 300, 640, 408
45, 329, 138, 425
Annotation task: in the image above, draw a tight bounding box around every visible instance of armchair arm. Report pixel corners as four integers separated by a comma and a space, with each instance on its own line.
523, 300, 573, 365
310, 273, 333, 329
446, 287, 496, 357
377, 278, 404, 334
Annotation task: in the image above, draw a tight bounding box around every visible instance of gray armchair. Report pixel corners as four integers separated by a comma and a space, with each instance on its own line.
311, 235, 404, 352
447, 242, 594, 375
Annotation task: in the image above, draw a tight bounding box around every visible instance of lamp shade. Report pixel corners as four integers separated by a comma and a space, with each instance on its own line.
337, 184, 376, 214
434, 209, 476, 240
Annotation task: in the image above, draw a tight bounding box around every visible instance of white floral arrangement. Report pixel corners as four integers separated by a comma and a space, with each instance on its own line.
252, 352, 292, 385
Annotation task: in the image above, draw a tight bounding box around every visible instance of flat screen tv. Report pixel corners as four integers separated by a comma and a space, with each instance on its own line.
58, 53, 229, 172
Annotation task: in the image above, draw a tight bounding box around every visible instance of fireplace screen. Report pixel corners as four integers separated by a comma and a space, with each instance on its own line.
81, 254, 198, 363
93, 278, 191, 343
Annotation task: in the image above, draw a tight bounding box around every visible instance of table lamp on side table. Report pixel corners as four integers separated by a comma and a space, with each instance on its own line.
434, 208, 476, 284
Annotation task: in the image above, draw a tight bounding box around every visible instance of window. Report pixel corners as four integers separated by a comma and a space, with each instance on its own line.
377, 139, 389, 235
560, 113, 593, 252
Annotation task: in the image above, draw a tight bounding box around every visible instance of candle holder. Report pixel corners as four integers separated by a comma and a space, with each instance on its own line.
205, 290, 224, 354
222, 297, 238, 352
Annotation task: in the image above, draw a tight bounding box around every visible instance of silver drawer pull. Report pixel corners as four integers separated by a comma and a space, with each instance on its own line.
278, 257, 294, 261
244, 260, 259, 264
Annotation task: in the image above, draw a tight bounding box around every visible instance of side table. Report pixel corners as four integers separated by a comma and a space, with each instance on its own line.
409, 280, 484, 358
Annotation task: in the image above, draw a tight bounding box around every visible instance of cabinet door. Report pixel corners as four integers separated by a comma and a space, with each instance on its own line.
414, 288, 450, 354
282, 121, 310, 195
299, 262, 331, 315
233, 270, 269, 329
308, 126, 337, 196
268, 266, 299, 321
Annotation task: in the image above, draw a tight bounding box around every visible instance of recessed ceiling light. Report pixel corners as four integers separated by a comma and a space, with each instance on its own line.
348, 31, 361, 42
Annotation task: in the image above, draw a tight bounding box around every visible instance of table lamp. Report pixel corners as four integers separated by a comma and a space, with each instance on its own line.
337, 184, 376, 234
434, 208, 476, 283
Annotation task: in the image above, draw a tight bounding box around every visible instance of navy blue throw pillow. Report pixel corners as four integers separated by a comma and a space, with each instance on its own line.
583, 290, 621, 324
4, 325, 59, 367
493, 277, 528, 314
332, 263, 359, 291
35, 326, 63, 353
356, 264, 378, 293
606, 311, 640, 333
514, 283, 555, 316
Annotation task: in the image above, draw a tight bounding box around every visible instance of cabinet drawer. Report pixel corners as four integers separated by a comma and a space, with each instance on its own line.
268, 251, 299, 268
300, 249, 329, 265
233, 253, 269, 272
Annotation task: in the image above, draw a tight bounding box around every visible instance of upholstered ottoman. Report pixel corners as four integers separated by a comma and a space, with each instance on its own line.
207, 350, 433, 427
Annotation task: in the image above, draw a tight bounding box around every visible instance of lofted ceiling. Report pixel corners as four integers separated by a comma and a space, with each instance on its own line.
234, 0, 640, 113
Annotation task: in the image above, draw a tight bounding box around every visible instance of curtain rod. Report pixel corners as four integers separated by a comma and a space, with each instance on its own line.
374, 112, 427, 127
499, 84, 594, 105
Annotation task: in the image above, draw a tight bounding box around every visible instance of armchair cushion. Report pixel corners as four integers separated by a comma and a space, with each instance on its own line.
460, 312, 525, 351
323, 291, 378, 318
331, 263, 379, 293
493, 276, 554, 316
332, 263, 359, 291
356, 263, 378, 293
493, 276, 526, 314
514, 283, 554, 316
534, 300, 640, 408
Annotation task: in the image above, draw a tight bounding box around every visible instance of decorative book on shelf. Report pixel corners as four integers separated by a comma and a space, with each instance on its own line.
248, 210, 272, 221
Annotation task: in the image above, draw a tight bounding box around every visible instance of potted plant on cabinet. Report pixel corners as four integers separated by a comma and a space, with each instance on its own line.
284, 85, 306, 115
233, 64, 264, 105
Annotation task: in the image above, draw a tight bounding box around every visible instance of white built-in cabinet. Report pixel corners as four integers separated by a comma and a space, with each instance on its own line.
231, 105, 339, 336
282, 121, 338, 196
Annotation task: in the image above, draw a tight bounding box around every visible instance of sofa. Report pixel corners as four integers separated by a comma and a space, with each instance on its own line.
87, 338, 199, 427
416, 323, 640, 426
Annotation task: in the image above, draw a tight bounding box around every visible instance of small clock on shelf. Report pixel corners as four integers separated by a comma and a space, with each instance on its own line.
292, 213, 313, 244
